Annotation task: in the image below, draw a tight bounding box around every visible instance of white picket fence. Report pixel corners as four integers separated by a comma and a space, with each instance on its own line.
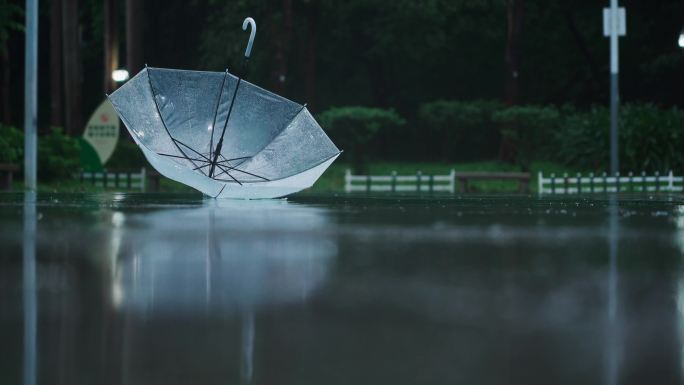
538, 171, 684, 194
77, 168, 147, 191
345, 169, 456, 193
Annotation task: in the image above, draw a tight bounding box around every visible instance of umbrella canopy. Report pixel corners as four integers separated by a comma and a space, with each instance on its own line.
107, 66, 341, 199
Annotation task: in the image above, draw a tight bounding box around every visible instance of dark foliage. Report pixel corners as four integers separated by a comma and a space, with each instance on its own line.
318, 106, 405, 172
555, 104, 684, 172
0, 123, 22, 163
37, 128, 80, 180
493, 105, 561, 170
419, 100, 502, 162
0, 125, 79, 180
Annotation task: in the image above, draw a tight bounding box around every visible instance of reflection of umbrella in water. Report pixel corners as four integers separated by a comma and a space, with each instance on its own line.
112, 200, 336, 384
107, 18, 341, 199
112, 199, 336, 314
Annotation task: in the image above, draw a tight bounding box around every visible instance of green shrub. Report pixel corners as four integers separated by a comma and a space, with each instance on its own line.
493, 105, 561, 170
553, 107, 608, 171
0, 126, 87, 182
555, 104, 684, 172
418, 99, 502, 161
318, 106, 406, 172
0, 124, 24, 163
38, 128, 80, 180
106, 138, 147, 170
620, 104, 684, 172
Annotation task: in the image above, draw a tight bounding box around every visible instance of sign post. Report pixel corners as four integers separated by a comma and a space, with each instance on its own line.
24, 0, 38, 191
80, 100, 120, 171
603, 1, 626, 175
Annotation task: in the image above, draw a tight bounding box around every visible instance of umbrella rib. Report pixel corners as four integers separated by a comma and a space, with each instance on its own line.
158, 152, 208, 163
172, 139, 212, 162
215, 153, 269, 181
145, 67, 207, 176
209, 70, 229, 161
213, 184, 227, 198
213, 162, 237, 178
217, 155, 253, 173
192, 163, 211, 171
211, 161, 243, 185
214, 163, 270, 182
227, 167, 270, 181
212, 165, 230, 178
215, 166, 242, 185
218, 155, 251, 163
212, 166, 233, 179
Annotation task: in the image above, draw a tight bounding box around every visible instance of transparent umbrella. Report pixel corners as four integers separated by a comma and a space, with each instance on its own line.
107, 18, 341, 199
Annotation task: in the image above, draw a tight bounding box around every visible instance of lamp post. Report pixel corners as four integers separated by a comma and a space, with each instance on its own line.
603, 1, 626, 175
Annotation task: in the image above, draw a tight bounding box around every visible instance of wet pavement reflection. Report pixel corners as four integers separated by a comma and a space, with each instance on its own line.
1, 192, 684, 384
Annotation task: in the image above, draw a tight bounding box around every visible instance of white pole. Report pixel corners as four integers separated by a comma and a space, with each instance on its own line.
344, 169, 351, 193
609, 0, 619, 175
141, 167, 146, 192
24, 0, 39, 190
241, 312, 255, 384
606, 195, 619, 385
450, 169, 455, 193
537, 171, 543, 194
23, 192, 37, 385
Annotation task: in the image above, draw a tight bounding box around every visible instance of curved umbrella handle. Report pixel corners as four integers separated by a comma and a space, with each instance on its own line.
242, 17, 256, 59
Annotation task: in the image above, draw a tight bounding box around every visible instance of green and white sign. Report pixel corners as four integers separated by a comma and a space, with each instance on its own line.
80, 99, 120, 171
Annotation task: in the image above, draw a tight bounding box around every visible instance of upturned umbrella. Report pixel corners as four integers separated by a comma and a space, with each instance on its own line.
107, 18, 341, 199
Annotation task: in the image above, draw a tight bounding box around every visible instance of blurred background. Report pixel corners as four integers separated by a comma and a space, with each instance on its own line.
4, 4, 684, 383
0, 0, 683, 190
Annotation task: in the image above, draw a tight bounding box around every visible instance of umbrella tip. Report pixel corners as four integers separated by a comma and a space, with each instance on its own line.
104, 93, 109, 97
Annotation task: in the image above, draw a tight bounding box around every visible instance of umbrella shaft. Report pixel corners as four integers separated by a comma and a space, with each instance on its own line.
209, 76, 243, 178
208, 141, 223, 177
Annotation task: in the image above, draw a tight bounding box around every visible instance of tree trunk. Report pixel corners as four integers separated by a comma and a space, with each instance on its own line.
504, 0, 525, 106
126, 0, 144, 75
62, 0, 83, 135
500, 0, 525, 162
0, 49, 10, 125
270, 0, 292, 95
50, 0, 63, 129
303, 1, 318, 108
563, 9, 600, 98
104, 0, 119, 94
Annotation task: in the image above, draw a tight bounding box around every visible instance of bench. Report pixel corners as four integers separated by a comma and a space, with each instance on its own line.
454, 172, 530, 193
0, 163, 20, 190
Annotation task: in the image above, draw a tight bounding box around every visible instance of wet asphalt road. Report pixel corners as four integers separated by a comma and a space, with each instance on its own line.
1, 192, 683, 385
